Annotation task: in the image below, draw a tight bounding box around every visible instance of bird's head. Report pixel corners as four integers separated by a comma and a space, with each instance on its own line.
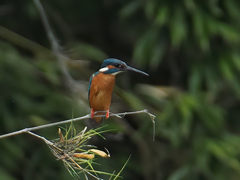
99, 58, 149, 76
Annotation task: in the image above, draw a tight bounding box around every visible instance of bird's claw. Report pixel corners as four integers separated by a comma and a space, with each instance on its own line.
106, 109, 109, 119
91, 108, 95, 118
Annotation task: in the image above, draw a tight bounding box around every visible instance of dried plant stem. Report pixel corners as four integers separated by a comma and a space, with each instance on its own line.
0, 109, 155, 139
27, 131, 53, 145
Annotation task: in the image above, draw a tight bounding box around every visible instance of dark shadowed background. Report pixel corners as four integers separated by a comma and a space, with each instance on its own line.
1, 0, 240, 180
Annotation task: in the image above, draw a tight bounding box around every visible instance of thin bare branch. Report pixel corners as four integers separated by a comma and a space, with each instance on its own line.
27, 131, 53, 145
33, 0, 59, 53
0, 109, 155, 139
33, 0, 85, 94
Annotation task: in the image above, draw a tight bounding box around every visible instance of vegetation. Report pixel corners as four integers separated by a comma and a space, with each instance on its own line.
0, 0, 240, 179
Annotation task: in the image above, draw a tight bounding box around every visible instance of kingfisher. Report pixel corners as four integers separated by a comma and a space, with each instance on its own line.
88, 58, 149, 123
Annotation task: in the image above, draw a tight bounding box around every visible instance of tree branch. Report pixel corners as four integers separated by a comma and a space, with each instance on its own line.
0, 109, 155, 140
33, 0, 85, 95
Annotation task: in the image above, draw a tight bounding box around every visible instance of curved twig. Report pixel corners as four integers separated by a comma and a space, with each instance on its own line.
0, 109, 155, 139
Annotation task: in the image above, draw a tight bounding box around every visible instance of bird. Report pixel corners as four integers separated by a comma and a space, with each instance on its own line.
88, 58, 149, 123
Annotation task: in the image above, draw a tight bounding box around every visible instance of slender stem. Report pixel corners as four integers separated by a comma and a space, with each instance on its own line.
33, 0, 58, 52
33, 0, 77, 89
27, 131, 53, 145
0, 109, 152, 139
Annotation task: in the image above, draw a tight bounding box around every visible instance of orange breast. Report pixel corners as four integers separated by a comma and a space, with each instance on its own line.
89, 73, 115, 111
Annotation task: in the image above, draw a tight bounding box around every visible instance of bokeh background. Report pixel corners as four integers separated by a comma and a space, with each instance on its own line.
1, 0, 240, 180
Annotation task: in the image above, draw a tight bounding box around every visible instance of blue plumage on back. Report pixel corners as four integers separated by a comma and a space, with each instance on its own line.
88, 71, 100, 102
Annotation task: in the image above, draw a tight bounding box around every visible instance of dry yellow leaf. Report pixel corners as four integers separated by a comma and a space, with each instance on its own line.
89, 149, 110, 158
73, 153, 95, 159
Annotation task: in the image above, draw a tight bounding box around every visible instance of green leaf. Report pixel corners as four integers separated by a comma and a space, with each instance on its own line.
208, 0, 223, 16
170, 8, 187, 46
113, 155, 131, 180
193, 10, 210, 50
224, 0, 240, 20
231, 53, 240, 71
168, 165, 190, 180
0, 169, 16, 180
133, 29, 158, 67
149, 41, 166, 70
119, 1, 141, 19
183, 0, 196, 12
155, 6, 169, 25
217, 23, 240, 43
189, 65, 202, 94
219, 58, 234, 80
145, 1, 156, 19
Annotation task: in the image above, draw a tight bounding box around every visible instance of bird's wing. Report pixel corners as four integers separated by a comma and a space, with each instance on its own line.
88, 74, 94, 101
88, 72, 100, 101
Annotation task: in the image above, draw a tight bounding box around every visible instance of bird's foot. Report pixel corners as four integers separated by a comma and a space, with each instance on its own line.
91, 108, 95, 118
106, 109, 109, 119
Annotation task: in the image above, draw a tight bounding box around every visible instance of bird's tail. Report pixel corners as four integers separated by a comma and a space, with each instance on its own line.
94, 117, 104, 123
91, 112, 105, 125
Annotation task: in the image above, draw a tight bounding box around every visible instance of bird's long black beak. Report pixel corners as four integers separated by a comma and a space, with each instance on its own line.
125, 66, 149, 76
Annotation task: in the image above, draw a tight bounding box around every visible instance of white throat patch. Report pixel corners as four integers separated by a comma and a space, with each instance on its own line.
112, 71, 122, 75
99, 67, 109, 72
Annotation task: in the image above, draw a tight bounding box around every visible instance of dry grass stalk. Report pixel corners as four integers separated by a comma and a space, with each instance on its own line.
47, 124, 118, 180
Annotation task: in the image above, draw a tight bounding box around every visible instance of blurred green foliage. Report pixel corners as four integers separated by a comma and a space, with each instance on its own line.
1, 0, 240, 180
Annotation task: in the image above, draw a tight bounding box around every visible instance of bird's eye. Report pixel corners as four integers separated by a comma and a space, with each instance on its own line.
116, 64, 123, 68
